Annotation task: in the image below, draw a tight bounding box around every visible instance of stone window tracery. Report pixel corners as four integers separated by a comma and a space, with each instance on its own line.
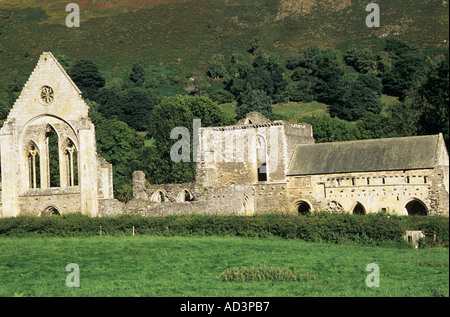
40, 86, 54, 104
63, 139, 78, 187
26, 142, 40, 189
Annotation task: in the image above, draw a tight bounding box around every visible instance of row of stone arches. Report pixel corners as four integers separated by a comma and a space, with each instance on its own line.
149, 189, 194, 203
292, 198, 429, 216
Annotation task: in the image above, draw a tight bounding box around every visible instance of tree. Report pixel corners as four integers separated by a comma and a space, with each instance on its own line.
416, 52, 449, 146
344, 47, 376, 74
356, 100, 420, 140
248, 37, 261, 55
0, 91, 14, 120
69, 59, 105, 100
121, 88, 158, 131
192, 75, 210, 95
298, 114, 362, 143
381, 39, 427, 100
329, 74, 382, 121
129, 62, 146, 85
145, 96, 195, 184
286, 67, 316, 102
188, 95, 235, 127
95, 118, 144, 200
236, 89, 272, 120
207, 54, 227, 79
53, 52, 72, 71
144, 95, 232, 184
225, 49, 286, 103
96, 87, 159, 131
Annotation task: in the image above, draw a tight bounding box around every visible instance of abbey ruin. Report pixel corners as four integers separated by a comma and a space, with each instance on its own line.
0, 53, 449, 217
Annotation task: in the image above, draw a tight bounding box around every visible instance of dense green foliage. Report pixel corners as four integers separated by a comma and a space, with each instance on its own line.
0, 213, 448, 248
0, 0, 448, 201
143, 94, 234, 184
0, 39, 448, 201
68, 59, 105, 101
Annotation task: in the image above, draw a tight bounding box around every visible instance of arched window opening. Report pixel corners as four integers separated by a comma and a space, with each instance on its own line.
150, 190, 167, 203
177, 189, 194, 202
184, 190, 193, 201
64, 139, 78, 186
27, 142, 41, 189
46, 126, 60, 187
296, 201, 311, 215
256, 135, 267, 182
353, 202, 366, 215
258, 163, 267, 182
405, 199, 428, 216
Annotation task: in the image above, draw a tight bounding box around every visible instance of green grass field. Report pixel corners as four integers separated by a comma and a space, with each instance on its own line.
0, 236, 448, 297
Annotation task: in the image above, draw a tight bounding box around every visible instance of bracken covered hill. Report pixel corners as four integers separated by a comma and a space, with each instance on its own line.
0, 0, 448, 84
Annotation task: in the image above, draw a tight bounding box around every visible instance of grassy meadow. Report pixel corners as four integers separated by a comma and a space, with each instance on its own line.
0, 235, 448, 297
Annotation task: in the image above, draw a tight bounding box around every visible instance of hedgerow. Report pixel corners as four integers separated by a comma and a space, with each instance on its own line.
0, 212, 448, 247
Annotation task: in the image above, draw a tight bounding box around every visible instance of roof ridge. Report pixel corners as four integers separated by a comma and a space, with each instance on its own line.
296, 134, 440, 146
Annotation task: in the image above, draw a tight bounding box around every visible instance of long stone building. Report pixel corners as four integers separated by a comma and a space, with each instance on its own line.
0, 53, 449, 217
130, 112, 449, 216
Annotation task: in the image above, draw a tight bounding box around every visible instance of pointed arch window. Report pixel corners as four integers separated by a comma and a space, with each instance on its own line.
45, 125, 60, 187
63, 139, 78, 186
27, 142, 41, 189
256, 135, 267, 182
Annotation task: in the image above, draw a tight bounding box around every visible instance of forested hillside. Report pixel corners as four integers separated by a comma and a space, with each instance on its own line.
0, 0, 448, 202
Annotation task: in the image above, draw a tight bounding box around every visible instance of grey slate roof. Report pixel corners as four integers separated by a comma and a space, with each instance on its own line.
287, 134, 440, 176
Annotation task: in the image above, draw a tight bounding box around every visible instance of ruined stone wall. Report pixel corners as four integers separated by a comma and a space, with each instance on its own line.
287, 168, 448, 215
0, 52, 120, 218
130, 171, 257, 216
18, 189, 81, 216
196, 118, 313, 188
253, 183, 290, 214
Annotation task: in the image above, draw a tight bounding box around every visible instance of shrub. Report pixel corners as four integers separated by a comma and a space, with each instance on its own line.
0, 213, 447, 248
220, 265, 317, 282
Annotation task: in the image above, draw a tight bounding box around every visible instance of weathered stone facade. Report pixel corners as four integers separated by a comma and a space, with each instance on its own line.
1, 53, 448, 218
0, 52, 123, 217
130, 113, 449, 217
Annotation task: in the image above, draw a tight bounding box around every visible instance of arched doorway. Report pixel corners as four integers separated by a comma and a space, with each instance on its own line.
405, 199, 428, 216
44, 206, 61, 216
353, 202, 366, 215
292, 200, 311, 215
297, 201, 311, 215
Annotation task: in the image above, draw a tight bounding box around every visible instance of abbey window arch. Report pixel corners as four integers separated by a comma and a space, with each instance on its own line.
25, 141, 41, 189
256, 134, 268, 182
62, 138, 78, 187
45, 125, 60, 188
